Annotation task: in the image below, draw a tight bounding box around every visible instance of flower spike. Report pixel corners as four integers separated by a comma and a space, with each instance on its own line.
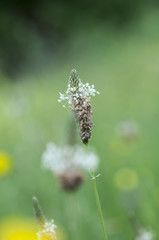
58, 69, 100, 144
33, 196, 57, 240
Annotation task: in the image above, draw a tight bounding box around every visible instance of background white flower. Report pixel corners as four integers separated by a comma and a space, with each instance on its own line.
42, 142, 99, 174
135, 229, 154, 240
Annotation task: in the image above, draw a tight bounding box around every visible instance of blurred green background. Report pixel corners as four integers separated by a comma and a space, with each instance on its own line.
0, 1, 159, 240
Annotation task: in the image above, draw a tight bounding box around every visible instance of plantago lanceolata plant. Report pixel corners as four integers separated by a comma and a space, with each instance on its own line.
42, 108, 99, 191
33, 196, 57, 240
58, 69, 100, 144
42, 142, 99, 191
39, 69, 110, 240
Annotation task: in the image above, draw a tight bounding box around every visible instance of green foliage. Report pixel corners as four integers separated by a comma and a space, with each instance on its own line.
0, 1, 158, 76
0, 11, 159, 240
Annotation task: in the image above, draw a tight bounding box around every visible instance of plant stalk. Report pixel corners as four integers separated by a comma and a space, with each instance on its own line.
91, 172, 108, 240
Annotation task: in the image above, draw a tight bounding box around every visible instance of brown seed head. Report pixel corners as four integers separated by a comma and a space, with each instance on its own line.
71, 96, 94, 144
58, 169, 84, 191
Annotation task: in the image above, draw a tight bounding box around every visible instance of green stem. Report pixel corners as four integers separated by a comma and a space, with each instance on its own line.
91, 172, 108, 240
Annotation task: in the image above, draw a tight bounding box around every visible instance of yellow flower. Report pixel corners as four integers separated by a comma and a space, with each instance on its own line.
0, 217, 37, 240
0, 216, 66, 240
114, 168, 139, 191
0, 152, 12, 178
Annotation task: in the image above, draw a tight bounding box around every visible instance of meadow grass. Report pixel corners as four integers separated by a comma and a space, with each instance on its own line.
0, 9, 159, 240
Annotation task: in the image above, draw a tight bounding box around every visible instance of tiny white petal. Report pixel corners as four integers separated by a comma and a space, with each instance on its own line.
58, 74, 99, 107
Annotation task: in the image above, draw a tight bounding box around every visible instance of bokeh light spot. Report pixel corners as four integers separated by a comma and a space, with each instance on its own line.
0, 216, 66, 240
114, 168, 139, 191
0, 217, 37, 240
0, 152, 12, 178
109, 137, 136, 158
8, 231, 36, 240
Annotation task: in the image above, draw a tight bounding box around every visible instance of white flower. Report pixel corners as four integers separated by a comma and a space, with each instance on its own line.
58, 69, 100, 107
42, 220, 57, 234
37, 219, 57, 240
136, 229, 154, 240
42, 142, 99, 174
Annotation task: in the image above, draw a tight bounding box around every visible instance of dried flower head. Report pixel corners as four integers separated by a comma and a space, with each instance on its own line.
58, 169, 84, 191
58, 69, 99, 143
135, 229, 154, 240
42, 142, 99, 174
33, 196, 57, 240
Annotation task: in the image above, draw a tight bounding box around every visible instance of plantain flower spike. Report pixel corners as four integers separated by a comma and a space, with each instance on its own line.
33, 196, 57, 240
42, 142, 99, 191
58, 69, 100, 144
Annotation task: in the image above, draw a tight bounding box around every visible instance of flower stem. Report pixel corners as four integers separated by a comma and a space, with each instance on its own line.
91, 172, 108, 240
